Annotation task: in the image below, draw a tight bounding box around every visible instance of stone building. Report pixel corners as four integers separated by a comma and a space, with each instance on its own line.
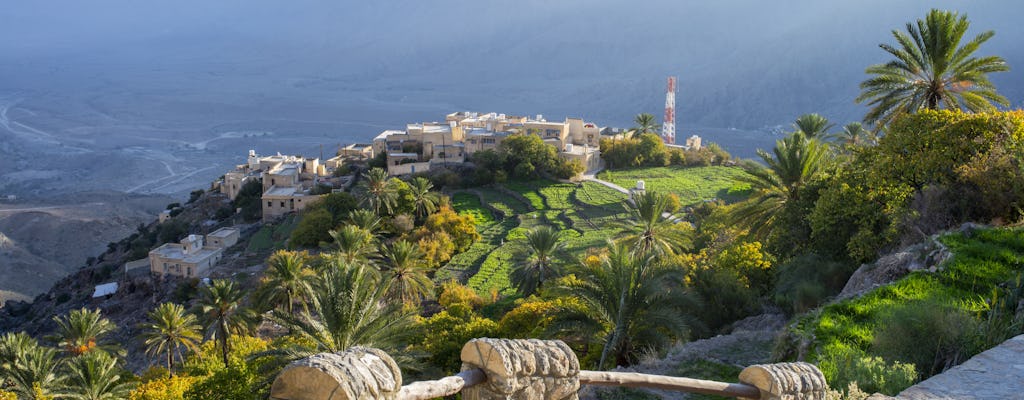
148, 227, 240, 278
375, 111, 604, 177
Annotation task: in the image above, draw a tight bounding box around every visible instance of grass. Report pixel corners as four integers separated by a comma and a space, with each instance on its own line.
598, 166, 751, 205
477, 187, 531, 215
246, 215, 298, 252
791, 227, 1024, 392
452, 192, 495, 225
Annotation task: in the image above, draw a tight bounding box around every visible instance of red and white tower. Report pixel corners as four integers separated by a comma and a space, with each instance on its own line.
662, 76, 677, 144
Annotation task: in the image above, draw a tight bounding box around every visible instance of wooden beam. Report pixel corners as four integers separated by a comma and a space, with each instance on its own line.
579, 370, 761, 399
398, 369, 487, 400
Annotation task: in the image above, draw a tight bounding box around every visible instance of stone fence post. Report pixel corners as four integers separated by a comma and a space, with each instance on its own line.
270, 347, 402, 400
460, 338, 580, 400
738, 362, 827, 400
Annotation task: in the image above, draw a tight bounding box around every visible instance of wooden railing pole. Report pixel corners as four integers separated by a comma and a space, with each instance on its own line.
579, 370, 762, 399
397, 369, 486, 400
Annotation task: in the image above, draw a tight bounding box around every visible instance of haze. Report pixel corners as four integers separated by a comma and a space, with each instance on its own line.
0, 0, 1022, 198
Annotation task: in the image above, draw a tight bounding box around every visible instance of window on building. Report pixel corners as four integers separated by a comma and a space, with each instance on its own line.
280, 201, 285, 207
483, 138, 495, 144
187, 267, 192, 276
267, 201, 272, 207
271, 179, 276, 185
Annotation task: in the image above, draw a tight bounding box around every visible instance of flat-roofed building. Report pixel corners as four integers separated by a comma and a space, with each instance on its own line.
262, 186, 320, 221
149, 234, 224, 278
206, 227, 240, 249
380, 111, 603, 178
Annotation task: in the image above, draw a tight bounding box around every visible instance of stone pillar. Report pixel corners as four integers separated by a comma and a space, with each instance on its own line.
738, 362, 827, 400
270, 347, 402, 400
460, 338, 580, 400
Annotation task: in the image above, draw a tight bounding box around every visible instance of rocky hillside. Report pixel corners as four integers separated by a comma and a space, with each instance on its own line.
0, 189, 274, 372
0, 191, 172, 302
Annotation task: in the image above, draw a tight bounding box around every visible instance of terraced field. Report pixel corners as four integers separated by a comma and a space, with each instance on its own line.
451, 170, 733, 295
598, 166, 752, 205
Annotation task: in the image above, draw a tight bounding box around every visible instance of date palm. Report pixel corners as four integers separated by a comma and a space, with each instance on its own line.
633, 113, 660, 136
619, 191, 692, 256
510, 226, 566, 296
0, 333, 63, 399
196, 279, 251, 368
265, 260, 416, 367
857, 9, 1010, 129
551, 241, 698, 369
140, 303, 202, 376
61, 351, 134, 400
255, 250, 315, 313
730, 133, 828, 239
52, 308, 120, 357
830, 122, 876, 147
359, 168, 398, 216
792, 114, 834, 139
409, 177, 440, 221
379, 240, 433, 305
347, 209, 383, 235
326, 225, 377, 266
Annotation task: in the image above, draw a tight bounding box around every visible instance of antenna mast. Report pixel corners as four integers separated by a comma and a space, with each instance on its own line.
662, 76, 677, 144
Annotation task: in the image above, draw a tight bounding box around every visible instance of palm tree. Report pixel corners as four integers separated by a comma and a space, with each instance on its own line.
326, 225, 377, 266
196, 279, 251, 368
857, 9, 1010, 128
51, 308, 119, 356
830, 122, 876, 147
0, 333, 63, 399
792, 114, 834, 139
140, 303, 202, 376
348, 209, 383, 235
379, 240, 434, 305
266, 260, 416, 367
255, 250, 315, 313
551, 242, 697, 369
359, 168, 398, 216
510, 226, 566, 296
619, 191, 692, 256
61, 351, 134, 400
633, 113, 660, 136
408, 177, 440, 221
730, 133, 828, 239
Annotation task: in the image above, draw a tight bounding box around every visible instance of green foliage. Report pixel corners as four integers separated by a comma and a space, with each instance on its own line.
598, 166, 750, 206
232, 179, 263, 222
773, 254, 856, 313
857, 9, 1010, 128
872, 300, 981, 377
416, 305, 499, 373
816, 345, 917, 396
181, 336, 269, 400
790, 228, 1024, 393
157, 220, 188, 244
140, 303, 202, 374
52, 308, 120, 357
62, 351, 135, 400
286, 208, 333, 248
552, 242, 697, 369
187, 190, 204, 204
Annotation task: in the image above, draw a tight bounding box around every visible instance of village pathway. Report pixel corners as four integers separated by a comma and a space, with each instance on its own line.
896, 334, 1024, 399
581, 167, 631, 195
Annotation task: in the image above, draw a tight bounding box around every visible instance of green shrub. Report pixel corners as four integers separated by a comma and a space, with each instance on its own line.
233, 179, 264, 221
773, 254, 856, 313
187, 189, 204, 204
816, 344, 917, 396
871, 300, 981, 378
288, 208, 334, 248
